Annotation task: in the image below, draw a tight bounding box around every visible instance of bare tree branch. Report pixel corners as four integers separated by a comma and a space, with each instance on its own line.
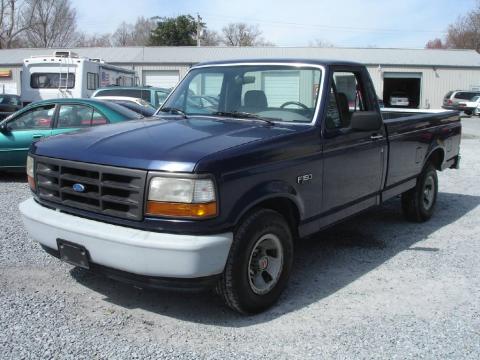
0, 0, 36, 48
24, 0, 77, 48
221, 23, 273, 47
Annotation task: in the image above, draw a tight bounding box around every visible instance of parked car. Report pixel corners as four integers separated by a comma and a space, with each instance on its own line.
0, 94, 22, 120
442, 90, 480, 110
389, 91, 410, 107
112, 100, 157, 117
0, 98, 141, 170
91, 86, 171, 108
20, 59, 461, 314
456, 95, 480, 115
94, 96, 157, 117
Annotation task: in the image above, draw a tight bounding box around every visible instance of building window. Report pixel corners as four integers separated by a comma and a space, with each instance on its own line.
87, 72, 99, 90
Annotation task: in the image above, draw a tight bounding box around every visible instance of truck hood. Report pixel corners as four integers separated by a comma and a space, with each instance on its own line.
32, 116, 298, 172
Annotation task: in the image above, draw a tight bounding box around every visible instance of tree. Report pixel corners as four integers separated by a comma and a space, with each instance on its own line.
200, 29, 221, 46
221, 22, 273, 46
112, 21, 134, 46
131, 16, 156, 46
444, 11, 480, 51
309, 38, 334, 47
425, 38, 446, 49
24, 0, 77, 47
75, 32, 112, 47
149, 15, 199, 46
425, 2, 480, 51
0, 0, 35, 48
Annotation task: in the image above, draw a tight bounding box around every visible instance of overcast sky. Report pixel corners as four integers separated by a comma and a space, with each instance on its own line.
73, 0, 477, 48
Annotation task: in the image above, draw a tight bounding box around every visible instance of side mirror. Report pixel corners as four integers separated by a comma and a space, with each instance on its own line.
0, 122, 10, 133
350, 111, 382, 131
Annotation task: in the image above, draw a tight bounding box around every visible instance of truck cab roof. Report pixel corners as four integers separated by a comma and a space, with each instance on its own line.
193, 58, 364, 68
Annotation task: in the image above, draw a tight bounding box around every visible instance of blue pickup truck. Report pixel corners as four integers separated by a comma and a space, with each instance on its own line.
20, 59, 461, 314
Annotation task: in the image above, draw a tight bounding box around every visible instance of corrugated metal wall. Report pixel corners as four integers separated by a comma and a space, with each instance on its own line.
4, 61, 480, 109
366, 65, 480, 109
126, 64, 191, 85
132, 64, 480, 109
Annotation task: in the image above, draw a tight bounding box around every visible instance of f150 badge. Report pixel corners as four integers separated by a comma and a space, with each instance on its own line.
297, 174, 313, 184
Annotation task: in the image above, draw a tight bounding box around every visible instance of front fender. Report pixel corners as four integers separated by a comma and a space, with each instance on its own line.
228, 180, 305, 225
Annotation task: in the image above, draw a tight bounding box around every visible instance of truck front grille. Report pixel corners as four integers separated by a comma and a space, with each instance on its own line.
35, 156, 147, 221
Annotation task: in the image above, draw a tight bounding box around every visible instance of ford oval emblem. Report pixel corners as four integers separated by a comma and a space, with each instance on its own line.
72, 183, 86, 193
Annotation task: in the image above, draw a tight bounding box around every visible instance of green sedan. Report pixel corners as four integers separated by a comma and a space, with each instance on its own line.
0, 98, 141, 170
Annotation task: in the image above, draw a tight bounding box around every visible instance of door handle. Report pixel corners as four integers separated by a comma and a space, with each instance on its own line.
32, 134, 44, 139
370, 134, 384, 141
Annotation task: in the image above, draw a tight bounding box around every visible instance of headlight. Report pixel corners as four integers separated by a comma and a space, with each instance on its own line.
26, 155, 35, 191
146, 176, 217, 219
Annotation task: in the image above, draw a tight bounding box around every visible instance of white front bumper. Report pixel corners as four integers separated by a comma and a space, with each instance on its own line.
19, 198, 233, 278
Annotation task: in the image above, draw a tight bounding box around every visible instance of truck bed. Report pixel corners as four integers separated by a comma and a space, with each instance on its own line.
381, 108, 461, 190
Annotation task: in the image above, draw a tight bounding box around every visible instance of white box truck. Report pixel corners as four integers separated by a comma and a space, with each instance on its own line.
21, 51, 136, 105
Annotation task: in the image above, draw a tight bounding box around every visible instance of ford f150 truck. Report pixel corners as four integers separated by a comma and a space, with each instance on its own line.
20, 59, 461, 314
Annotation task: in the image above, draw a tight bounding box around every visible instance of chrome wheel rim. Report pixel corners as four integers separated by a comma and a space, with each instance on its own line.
248, 233, 284, 295
423, 175, 435, 210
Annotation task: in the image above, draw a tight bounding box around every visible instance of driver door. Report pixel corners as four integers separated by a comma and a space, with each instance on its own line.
322, 68, 386, 212
0, 104, 55, 168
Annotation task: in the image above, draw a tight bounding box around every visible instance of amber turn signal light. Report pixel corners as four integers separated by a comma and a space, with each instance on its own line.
27, 175, 36, 191
146, 201, 217, 219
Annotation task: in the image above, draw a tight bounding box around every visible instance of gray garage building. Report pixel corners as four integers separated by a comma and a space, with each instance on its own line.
1, 46, 480, 109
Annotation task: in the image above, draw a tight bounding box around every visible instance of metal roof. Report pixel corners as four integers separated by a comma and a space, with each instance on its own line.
1, 46, 480, 68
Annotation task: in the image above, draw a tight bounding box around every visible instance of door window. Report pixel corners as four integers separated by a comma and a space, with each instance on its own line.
57, 104, 94, 128
325, 71, 367, 130
156, 90, 169, 105
92, 110, 108, 125
8, 105, 55, 130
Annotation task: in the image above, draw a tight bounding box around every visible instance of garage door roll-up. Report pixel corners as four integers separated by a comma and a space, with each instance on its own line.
383, 72, 422, 79
143, 71, 180, 89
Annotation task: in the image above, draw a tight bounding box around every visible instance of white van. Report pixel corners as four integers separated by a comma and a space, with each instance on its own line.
21, 51, 136, 105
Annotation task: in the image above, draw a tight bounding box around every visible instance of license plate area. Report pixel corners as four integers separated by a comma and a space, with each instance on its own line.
57, 239, 90, 269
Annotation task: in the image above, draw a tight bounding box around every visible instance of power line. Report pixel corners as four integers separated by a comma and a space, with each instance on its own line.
201, 12, 447, 34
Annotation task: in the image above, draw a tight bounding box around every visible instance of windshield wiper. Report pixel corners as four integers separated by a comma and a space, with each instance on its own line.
158, 107, 188, 119
212, 111, 277, 125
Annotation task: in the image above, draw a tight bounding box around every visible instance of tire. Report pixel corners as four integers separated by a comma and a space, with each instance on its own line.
401, 163, 438, 222
465, 110, 473, 116
216, 208, 294, 314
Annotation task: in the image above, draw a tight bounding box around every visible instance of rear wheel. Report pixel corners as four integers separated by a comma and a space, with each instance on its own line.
216, 209, 294, 314
401, 163, 438, 222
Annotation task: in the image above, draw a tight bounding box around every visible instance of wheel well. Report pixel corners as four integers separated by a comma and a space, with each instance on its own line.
253, 198, 300, 238
427, 148, 444, 171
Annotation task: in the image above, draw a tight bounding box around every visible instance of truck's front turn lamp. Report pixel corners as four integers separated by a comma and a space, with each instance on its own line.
146, 201, 217, 218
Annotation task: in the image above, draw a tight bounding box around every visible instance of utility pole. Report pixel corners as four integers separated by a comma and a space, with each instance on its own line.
197, 13, 203, 47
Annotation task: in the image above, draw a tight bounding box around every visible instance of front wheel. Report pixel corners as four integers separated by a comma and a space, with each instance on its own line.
216, 209, 294, 314
401, 163, 438, 222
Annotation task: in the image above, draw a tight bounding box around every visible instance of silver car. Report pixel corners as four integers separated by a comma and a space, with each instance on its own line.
389, 91, 410, 107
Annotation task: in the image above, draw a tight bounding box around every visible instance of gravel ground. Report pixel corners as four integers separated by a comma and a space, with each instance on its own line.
1, 118, 480, 359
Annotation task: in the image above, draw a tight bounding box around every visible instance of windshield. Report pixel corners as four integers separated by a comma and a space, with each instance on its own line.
161, 65, 323, 123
